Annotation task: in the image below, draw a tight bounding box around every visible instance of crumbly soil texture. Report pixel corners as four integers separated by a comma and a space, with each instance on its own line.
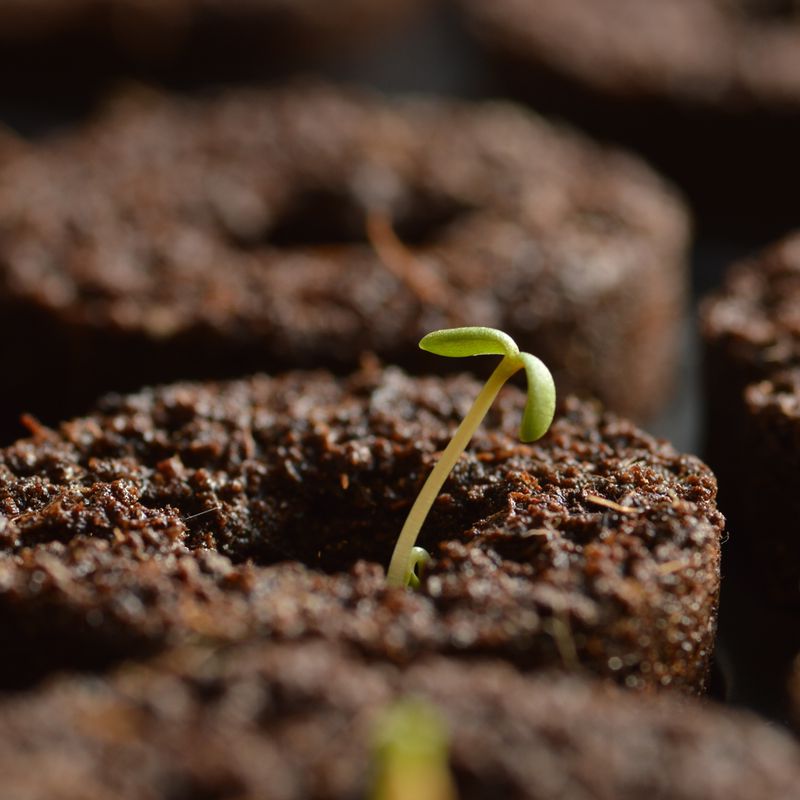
0, 365, 722, 692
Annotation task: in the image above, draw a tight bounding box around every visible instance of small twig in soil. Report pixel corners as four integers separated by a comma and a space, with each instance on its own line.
366, 210, 450, 306
585, 494, 638, 514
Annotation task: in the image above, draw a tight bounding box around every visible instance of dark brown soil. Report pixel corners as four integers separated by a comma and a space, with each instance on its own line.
1, 639, 798, 800
0, 365, 722, 692
701, 233, 800, 389
0, 83, 688, 442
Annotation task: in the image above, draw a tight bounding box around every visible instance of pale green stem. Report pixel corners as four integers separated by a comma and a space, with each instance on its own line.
386, 355, 523, 587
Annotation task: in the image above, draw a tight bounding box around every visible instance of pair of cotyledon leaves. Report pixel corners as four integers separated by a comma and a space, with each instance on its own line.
419, 326, 556, 443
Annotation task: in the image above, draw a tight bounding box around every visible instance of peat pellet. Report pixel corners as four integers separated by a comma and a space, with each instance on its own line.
0, 365, 722, 692
0, 83, 688, 441
701, 234, 800, 603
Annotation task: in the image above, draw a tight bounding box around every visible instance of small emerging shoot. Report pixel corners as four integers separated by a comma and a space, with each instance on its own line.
371, 699, 456, 800
405, 546, 430, 590
387, 327, 556, 588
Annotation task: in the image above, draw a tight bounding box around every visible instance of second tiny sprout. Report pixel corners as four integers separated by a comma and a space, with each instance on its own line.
386, 327, 557, 588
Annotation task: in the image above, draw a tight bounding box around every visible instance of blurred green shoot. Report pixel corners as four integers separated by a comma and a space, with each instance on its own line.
372, 699, 456, 800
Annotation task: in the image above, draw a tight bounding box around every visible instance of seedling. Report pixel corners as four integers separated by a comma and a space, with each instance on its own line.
371, 699, 456, 800
386, 327, 556, 588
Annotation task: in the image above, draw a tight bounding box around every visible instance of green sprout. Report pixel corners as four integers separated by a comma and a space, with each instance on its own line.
386, 327, 556, 588
371, 699, 456, 800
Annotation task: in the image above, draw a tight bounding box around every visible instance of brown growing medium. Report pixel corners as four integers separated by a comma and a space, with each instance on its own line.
1, 640, 799, 800
0, 83, 687, 442
734, 371, 800, 604
0, 364, 722, 692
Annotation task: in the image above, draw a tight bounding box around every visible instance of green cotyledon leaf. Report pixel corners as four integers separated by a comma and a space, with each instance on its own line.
419, 327, 519, 359
518, 352, 557, 443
